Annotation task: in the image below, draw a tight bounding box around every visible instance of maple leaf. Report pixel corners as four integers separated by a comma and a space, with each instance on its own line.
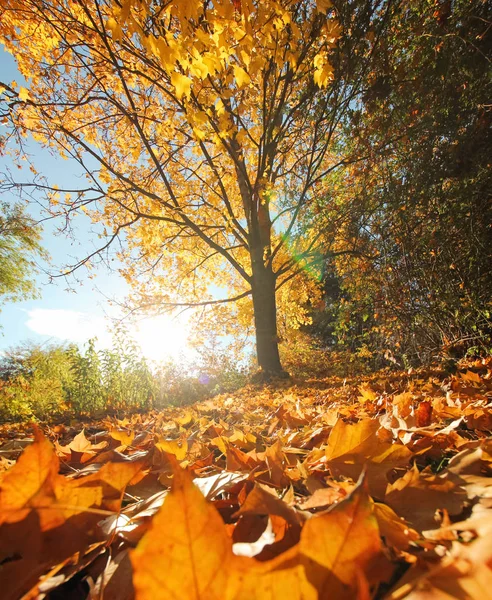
373, 502, 419, 551
0, 429, 145, 598
170, 72, 192, 100
18, 86, 29, 101
325, 418, 413, 498
388, 528, 492, 599
385, 464, 467, 532
233, 65, 251, 88
110, 428, 136, 447
131, 465, 248, 599
131, 466, 384, 599
55, 429, 107, 463
0, 428, 59, 526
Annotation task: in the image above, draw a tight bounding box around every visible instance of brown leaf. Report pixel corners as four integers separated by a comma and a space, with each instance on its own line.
385, 464, 466, 531
415, 401, 433, 427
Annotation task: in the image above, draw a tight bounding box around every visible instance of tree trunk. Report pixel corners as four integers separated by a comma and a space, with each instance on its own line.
250, 260, 284, 374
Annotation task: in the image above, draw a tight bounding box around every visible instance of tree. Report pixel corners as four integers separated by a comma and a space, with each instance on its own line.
0, 341, 76, 420
0, 0, 393, 374
307, 0, 492, 363
0, 201, 45, 307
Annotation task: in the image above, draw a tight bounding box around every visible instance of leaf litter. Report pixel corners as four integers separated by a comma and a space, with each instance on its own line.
1, 359, 492, 599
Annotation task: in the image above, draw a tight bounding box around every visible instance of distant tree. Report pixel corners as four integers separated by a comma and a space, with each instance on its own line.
0, 201, 46, 307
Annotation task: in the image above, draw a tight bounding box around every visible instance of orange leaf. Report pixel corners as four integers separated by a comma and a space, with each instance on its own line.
326, 419, 412, 498
131, 468, 384, 600
298, 477, 383, 597
385, 464, 466, 531
234, 483, 300, 526
131, 466, 249, 599
0, 428, 59, 525
56, 429, 107, 463
415, 401, 433, 427
373, 502, 419, 551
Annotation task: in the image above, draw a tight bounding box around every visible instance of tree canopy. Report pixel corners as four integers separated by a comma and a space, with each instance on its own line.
0, 201, 45, 307
0, 0, 343, 373
305, 0, 492, 364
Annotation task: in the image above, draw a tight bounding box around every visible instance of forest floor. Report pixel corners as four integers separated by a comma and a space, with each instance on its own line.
1, 357, 492, 599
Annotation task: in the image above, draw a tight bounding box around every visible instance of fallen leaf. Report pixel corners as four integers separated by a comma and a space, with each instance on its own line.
326, 419, 413, 498
415, 401, 433, 427
374, 502, 419, 551
234, 483, 300, 525
132, 467, 384, 600
387, 526, 492, 599
56, 429, 107, 463
0, 428, 59, 525
131, 466, 249, 600
385, 464, 466, 531
110, 429, 135, 447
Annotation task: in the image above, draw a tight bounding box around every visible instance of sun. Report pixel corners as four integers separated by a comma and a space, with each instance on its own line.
130, 314, 193, 364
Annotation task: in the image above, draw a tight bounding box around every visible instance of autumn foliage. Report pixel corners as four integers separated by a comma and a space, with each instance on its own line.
1, 359, 492, 599
0, 1, 490, 595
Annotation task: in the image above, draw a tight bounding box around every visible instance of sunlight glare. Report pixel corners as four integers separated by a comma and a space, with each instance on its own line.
130, 314, 193, 364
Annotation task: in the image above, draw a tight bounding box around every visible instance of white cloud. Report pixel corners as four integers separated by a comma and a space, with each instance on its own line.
26, 309, 111, 345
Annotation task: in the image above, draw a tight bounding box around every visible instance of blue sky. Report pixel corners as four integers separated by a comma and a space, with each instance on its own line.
0, 49, 192, 362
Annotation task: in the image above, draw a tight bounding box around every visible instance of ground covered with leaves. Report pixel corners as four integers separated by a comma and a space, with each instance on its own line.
1, 358, 492, 599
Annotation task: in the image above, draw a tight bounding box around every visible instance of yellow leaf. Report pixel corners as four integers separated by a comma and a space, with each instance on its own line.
175, 411, 194, 427
156, 438, 188, 460
314, 62, 333, 88
233, 65, 251, 88
107, 16, 122, 41
171, 72, 192, 100
18, 86, 29, 101
359, 384, 378, 402
189, 54, 210, 79
239, 50, 250, 68
110, 429, 135, 446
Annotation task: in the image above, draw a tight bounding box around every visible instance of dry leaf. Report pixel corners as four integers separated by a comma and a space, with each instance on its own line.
326, 419, 413, 498
385, 464, 466, 531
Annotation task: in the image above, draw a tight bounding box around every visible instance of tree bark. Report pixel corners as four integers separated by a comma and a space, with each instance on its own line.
234, 162, 285, 375
250, 259, 283, 374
